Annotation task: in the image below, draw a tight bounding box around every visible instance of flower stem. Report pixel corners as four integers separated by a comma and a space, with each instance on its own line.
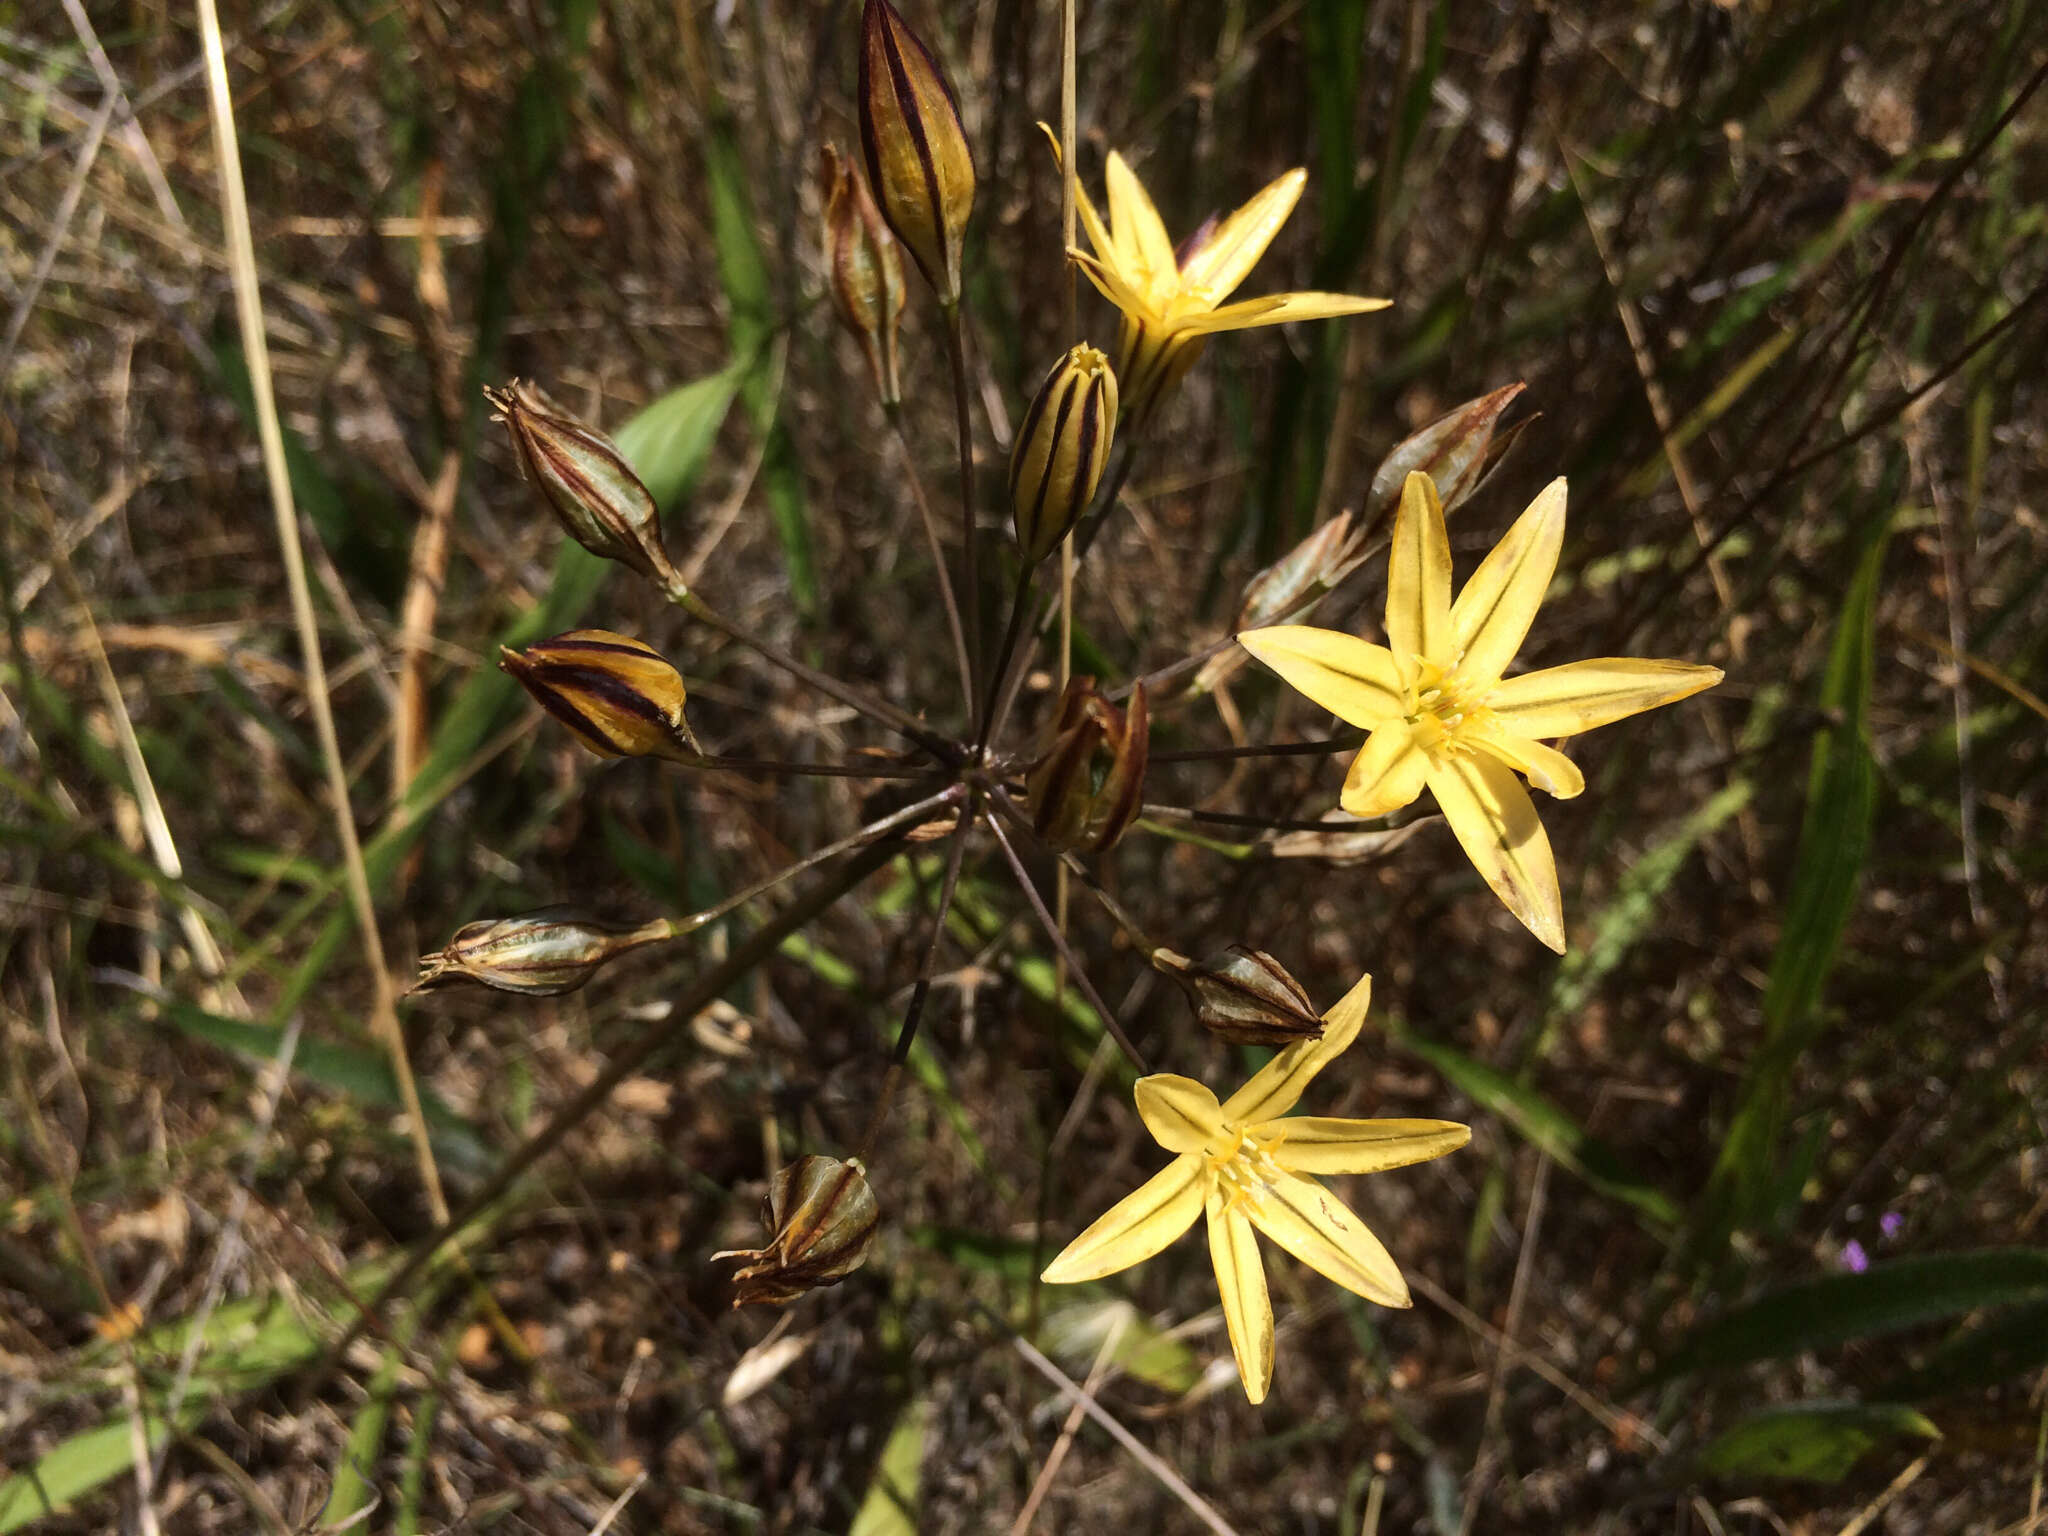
942, 302, 984, 697
984, 795, 1149, 1074
673, 753, 938, 780
1149, 734, 1361, 764
1140, 802, 1371, 835
977, 576, 1038, 752
886, 404, 975, 717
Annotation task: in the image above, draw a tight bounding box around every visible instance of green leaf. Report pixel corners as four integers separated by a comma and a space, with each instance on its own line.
1041, 1299, 1201, 1395
1392, 1022, 1679, 1226
614, 358, 746, 515
1658, 1248, 2048, 1380
848, 1399, 930, 1536
1699, 1401, 1938, 1484
1880, 1298, 2048, 1401
0, 1409, 198, 1532
1696, 504, 1893, 1258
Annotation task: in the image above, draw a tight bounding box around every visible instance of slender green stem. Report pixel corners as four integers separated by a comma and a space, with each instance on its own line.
886, 405, 976, 718
671, 588, 959, 762
977, 576, 1038, 752
983, 795, 1150, 1074
663, 785, 965, 940
942, 303, 984, 694
1149, 734, 1362, 764
299, 836, 908, 1402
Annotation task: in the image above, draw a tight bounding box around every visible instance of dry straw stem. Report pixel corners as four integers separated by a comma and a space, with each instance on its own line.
192, 0, 447, 1226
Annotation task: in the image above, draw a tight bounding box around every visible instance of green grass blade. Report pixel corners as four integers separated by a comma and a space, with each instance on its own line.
848, 1398, 930, 1536
1698, 1401, 1938, 1484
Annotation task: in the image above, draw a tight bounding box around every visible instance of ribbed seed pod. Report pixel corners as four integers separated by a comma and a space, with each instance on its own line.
858, 0, 974, 303
499, 629, 701, 760
1155, 945, 1325, 1046
484, 381, 680, 590
818, 145, 907, 405
1026, 677, 1149, 855
711, 1156, 881, 1308
1009, 344, 1117, 566
414, 910, 666, 996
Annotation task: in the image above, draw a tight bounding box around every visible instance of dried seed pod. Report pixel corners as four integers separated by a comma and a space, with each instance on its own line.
1010, 344, 1118, 565
500, 629, 701, 760
1155, 945, 1324, 1047
712, 1156, 880, 1309
1025, 678, 1149, 855
858, 0, 975, 303
1363, 383, 1530, 536
819, 144, 907, 406
414, 909, 665, 996
484, 380, 681, 591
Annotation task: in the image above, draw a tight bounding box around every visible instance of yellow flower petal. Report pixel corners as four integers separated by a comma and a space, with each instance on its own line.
1222, 972, 1372, 1124
1387, 472, 1453, 668
1486, 658, 1726, 739
1427, 751, 1565, 952
1042, 1154, 1205, 1283
1105, 150, 1177, 302
1340, 721, 1429, 818
1135, 1074, 1228, 1154
1263, 1117, 1471, 1176
1471, 729, 1585, 800
1246, 1169, 1410, 1307
1070, 248, 1157, 325
1449, 477, 1566, 689
1236, 625, 1405, 727
1173, 290, 1390, 336
1177, 167, 1306, 301
1038, 125, 1119, 277
1205, 1193, 1275, 1403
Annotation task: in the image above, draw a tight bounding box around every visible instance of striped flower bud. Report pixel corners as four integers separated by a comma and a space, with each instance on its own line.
414, 909, 667, 996
1155, 945, 1324, 1047
711, 1156, 880, 1309
819, 144, 907, 405
485, 380, 681, 591
1026, 677, 1149, 855
1009, 344, 1117, 566
858, 0, 974, 303
499, 629, 702, 761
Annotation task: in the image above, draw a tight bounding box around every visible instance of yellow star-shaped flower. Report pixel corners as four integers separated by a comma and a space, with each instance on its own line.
1239, 472, 1725, 952
1045, 130, 1389, 421
1042, 975, 1467, 1404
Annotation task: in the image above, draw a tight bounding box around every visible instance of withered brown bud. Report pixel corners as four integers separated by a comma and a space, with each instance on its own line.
859, 0, 975, 303
1363, 383, 1530, 536
1192, 513, 1376, 697
819, 144, 907, 405
1025, 678, 1149, 855
414, 909, 667, 996
500, 629, 701, 761
1010, 344, 1118, 565
485, 380, 682, 590
711, 1156, 880, 1309
1155, 945, 1324, 1047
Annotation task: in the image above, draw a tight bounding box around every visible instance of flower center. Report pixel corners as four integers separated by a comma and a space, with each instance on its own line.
1205, 1125, 1287, 1214
1407, 661, 1492, 757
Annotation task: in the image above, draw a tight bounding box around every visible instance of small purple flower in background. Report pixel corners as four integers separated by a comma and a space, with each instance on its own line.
1841, 1239, 1870, 1274
1880, 1212, 1904, 1241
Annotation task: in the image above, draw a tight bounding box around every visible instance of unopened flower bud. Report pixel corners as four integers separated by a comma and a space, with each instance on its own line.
1010, 344, 1117, 565
1364, 383, 1530, 536
819, 145, 908, 406
1026, 677, 1149, 855
414, 909, 666, 996
711, 1156, 880, 1309
1155, 945, 1324, 1047
500, 629, 701, 760
485, 380, 681, 590
858, 0, 975, 303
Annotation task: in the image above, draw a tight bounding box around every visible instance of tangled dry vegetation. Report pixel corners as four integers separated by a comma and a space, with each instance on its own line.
3, 1, 2045, 1532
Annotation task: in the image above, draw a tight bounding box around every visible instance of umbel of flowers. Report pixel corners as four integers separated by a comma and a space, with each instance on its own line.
405, 0, 1724, 1404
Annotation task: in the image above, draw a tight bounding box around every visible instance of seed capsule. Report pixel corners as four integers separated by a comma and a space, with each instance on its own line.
485, 380, 681, 590
414, 909, 666, 996
711, 1156, 880, 1309
858, 0, 975, 303
499, 629, 701, 760
819, 145, 907, 406
1363, 383, 1530, 536
1010, 344, 1118, 566
1026, 677, 1149, 855
1155, 945, 1324, 1047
